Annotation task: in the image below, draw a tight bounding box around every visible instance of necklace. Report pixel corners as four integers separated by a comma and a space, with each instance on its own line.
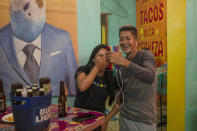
93, 76, 107, 88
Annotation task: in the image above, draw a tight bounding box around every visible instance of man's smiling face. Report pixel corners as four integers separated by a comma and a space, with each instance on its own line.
119, 31, 137, 55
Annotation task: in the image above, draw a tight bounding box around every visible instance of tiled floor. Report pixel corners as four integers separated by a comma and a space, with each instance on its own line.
107, 119, 119, 131
105, 104, 119, 131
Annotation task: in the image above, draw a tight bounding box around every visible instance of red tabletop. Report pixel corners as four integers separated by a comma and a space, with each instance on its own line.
0, 104, 105, 131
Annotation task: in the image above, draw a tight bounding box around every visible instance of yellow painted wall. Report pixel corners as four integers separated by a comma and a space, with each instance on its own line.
101, 25, 106, 44
167, 0, 186, 130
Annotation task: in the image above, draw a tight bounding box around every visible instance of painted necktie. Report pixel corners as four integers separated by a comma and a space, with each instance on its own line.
23, 44, 39, 84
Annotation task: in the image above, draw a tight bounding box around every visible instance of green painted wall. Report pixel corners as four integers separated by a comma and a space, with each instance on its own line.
101, 0, 136, 47
186, 0, 197, 130
77, 0, 136, 64
77, 0, 101, 65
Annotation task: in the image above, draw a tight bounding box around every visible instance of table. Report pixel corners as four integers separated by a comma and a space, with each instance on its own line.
0, 104, 105, 131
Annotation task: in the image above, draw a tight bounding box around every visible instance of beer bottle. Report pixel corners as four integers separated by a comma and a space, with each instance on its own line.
58, 81, 67, 117
15, 89, 23, 105
16, 89, 22, 97
21, 87, 28, 97
26, 86, 31, 90
32, 84, 38, 96
39, 88, 45, 96
33, 84, 38, 88
11, 83, 23, 96
0, 79, 6, 113
27, 89, 33, 97
39, 77, 51, 94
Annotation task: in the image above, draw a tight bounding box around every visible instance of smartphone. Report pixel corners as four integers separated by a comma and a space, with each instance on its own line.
107, 45, 119, 52
72, 114, 97, 122
106, 45, 120, 71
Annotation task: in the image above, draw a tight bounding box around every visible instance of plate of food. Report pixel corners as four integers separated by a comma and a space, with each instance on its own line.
2, 113, 14, 123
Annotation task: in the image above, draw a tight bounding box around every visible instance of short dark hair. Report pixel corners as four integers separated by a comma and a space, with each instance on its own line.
119, 24, 137, 38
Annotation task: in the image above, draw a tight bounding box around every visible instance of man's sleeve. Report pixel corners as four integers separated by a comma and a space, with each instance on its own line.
125, 50, 156, 84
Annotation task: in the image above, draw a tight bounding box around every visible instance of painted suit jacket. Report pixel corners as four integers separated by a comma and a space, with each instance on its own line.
0, 23, 78, 98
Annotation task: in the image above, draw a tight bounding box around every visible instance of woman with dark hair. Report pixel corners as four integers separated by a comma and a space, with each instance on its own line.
74, 44, 118, 130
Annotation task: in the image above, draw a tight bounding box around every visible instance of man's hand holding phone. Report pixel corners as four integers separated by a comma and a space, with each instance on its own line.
106, 45, 121, 70
106, 49, 130, 68
106, 51, 123, 65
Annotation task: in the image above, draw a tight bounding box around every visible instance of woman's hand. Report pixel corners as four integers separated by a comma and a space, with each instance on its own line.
94, 57, 108, 72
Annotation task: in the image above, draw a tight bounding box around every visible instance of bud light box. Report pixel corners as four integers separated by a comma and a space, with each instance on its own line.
10, 92, 52, 131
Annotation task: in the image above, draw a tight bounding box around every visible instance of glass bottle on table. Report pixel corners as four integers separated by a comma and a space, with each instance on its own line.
0, 79, 6, 113
39, 77, 51, 94
21, 86, 28, 97
26, 85, 31, 90
58, 81, 67, 117
15, 89, 25, 105
16, 89, 22, 97
27, 89, 33, 97
32, 84, 39, 96
39, 88, 45, 96
11, 83, 23, 96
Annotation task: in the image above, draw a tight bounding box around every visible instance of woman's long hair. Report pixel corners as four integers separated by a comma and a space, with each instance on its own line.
76, 44, 116, 105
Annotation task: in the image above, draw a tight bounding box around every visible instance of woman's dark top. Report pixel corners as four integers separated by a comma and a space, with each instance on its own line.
74, 67, 109, 113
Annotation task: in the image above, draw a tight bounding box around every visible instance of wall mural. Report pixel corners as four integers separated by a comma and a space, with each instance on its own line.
0, 0, 78, 98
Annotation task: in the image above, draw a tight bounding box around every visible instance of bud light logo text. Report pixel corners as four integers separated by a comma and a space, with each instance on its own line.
34, 107, 51, 124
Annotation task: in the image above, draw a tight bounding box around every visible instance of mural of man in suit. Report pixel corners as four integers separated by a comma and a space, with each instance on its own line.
0, 0, 78, 98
